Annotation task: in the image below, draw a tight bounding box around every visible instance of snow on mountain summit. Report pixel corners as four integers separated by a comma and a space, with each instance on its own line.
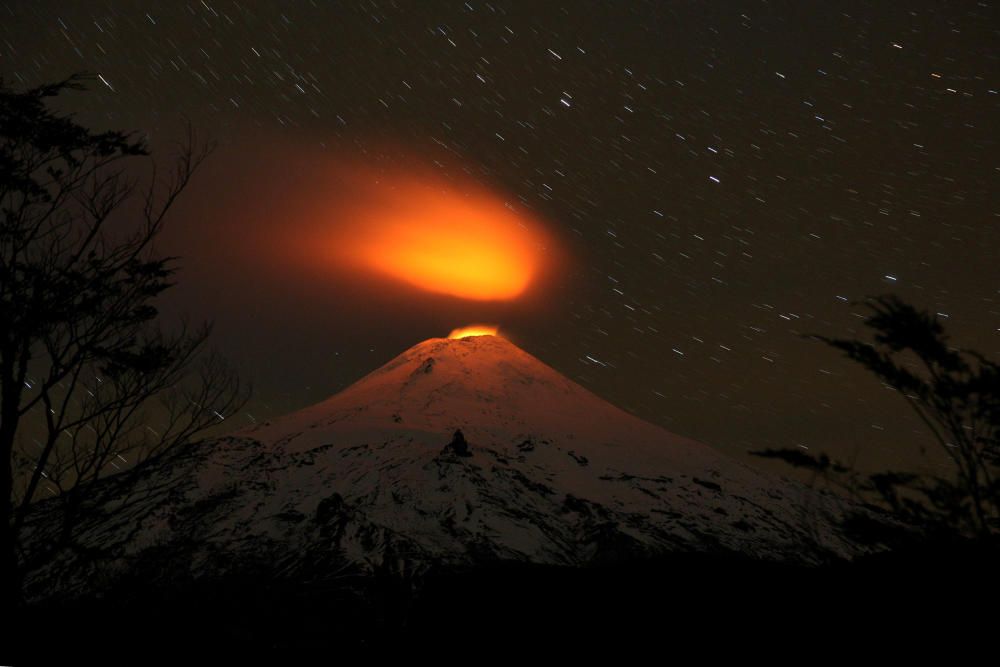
244, 334, 722, 465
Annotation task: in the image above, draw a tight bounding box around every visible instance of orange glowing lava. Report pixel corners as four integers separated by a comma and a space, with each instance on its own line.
448, 324, 500, 339
328, 171, 552, 301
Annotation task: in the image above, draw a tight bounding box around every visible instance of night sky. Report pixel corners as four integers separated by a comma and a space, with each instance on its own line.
4, 1, 998, 477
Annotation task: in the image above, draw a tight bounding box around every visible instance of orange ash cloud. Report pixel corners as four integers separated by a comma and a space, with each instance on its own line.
327, 171, 553, 301
447, 324, 500, 339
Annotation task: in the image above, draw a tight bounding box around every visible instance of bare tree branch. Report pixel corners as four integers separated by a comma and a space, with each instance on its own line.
0, 76, 244, 609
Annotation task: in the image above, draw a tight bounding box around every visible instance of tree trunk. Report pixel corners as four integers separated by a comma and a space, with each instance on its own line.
0, 351, 25, 611
0, 416, 22, 611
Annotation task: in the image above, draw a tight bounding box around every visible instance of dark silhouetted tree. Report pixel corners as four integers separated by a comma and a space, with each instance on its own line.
754, 295, 1000, 542
1, 76, 248, 609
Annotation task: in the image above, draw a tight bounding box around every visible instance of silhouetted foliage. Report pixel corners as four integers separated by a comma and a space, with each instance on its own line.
754, 295, 1000, 541
0, 75, 248, 609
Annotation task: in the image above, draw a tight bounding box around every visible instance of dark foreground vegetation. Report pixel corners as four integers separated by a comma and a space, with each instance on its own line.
8, 537, 998, 662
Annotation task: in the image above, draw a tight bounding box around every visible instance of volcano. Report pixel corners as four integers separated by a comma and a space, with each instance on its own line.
23, 335, 870, 603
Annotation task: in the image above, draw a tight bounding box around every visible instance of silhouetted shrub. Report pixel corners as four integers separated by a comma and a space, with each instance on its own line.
755, 295, 1000, 542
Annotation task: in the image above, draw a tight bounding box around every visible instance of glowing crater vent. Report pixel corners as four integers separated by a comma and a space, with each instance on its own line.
448, 324, 499, 339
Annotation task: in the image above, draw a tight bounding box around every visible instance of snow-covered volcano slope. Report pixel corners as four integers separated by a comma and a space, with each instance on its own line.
24, 336, 870, 599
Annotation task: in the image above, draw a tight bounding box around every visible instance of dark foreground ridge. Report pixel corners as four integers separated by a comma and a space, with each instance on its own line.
9, 538, 997, 662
